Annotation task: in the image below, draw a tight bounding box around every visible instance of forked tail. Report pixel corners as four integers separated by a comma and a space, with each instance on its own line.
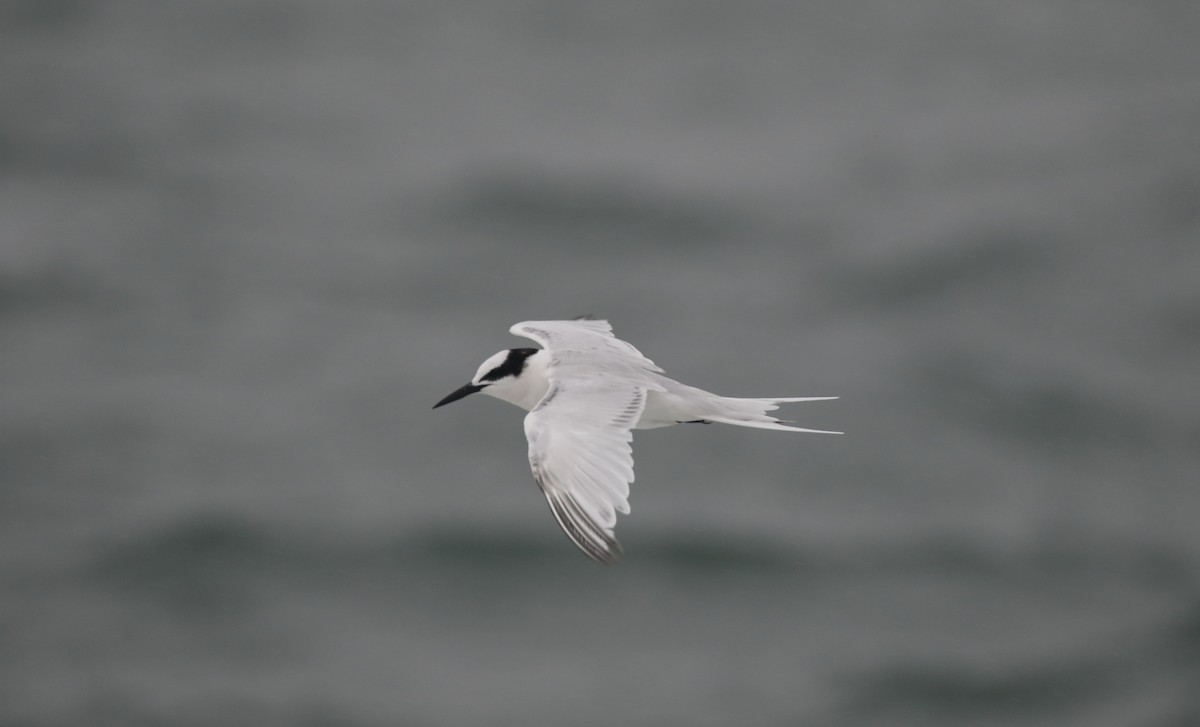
704, 396, 841, 433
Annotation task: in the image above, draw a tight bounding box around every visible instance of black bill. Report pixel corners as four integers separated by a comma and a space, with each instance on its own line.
432, 382, 483, 409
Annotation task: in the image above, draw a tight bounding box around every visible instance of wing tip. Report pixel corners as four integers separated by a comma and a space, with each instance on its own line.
544, 490, 623, 565
511, 317, 612, 335
770, 396, 839, 402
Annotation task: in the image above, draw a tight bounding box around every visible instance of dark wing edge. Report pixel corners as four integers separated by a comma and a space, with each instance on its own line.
541, 487, 623, 565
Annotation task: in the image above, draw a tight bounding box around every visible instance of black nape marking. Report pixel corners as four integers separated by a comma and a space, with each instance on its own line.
481, 348, 538, 382
682, 420, 712, 425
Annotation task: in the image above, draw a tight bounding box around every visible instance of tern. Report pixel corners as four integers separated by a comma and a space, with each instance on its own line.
433, 318, 839, 563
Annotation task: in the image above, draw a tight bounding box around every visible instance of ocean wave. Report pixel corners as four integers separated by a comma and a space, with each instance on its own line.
833, 228, 1049, 310
844, 659, 1121, 718
78, 514, 1198, 590
424, 168, 744, 245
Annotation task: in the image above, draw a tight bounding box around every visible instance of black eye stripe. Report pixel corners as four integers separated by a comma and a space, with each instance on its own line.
481, 348, 538, 381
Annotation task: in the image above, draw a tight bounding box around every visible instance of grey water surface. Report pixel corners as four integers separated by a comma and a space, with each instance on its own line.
3, 2, 1200, 725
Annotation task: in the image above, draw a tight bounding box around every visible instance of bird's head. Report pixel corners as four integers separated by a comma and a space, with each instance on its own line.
433, 348, 542, 409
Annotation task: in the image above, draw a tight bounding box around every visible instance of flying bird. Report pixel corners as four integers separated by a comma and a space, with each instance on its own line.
433, 318, 839, 563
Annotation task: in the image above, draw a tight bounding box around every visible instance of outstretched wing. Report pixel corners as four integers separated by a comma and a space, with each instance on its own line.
514, 319, 664, 563
524, 382, 646, 563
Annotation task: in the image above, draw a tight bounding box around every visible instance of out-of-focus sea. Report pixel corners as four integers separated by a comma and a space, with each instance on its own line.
3, 2, 1199, 725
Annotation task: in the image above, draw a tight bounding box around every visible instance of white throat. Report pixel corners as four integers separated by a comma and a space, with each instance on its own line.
481, 349, 552, 411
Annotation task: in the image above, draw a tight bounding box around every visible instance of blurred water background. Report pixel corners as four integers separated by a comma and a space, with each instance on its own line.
3, 1, 1200, 725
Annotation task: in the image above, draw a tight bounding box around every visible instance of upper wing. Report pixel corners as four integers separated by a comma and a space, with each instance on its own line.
511, 319, 664, 382
514, 319, 663, 563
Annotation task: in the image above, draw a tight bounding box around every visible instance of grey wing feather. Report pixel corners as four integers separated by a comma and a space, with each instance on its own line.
541, 488, 623, 564
510, 319, 665, 380
523, 380, 649, 564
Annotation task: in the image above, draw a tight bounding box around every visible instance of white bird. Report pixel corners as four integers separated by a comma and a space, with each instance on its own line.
433, 318, 839, 563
